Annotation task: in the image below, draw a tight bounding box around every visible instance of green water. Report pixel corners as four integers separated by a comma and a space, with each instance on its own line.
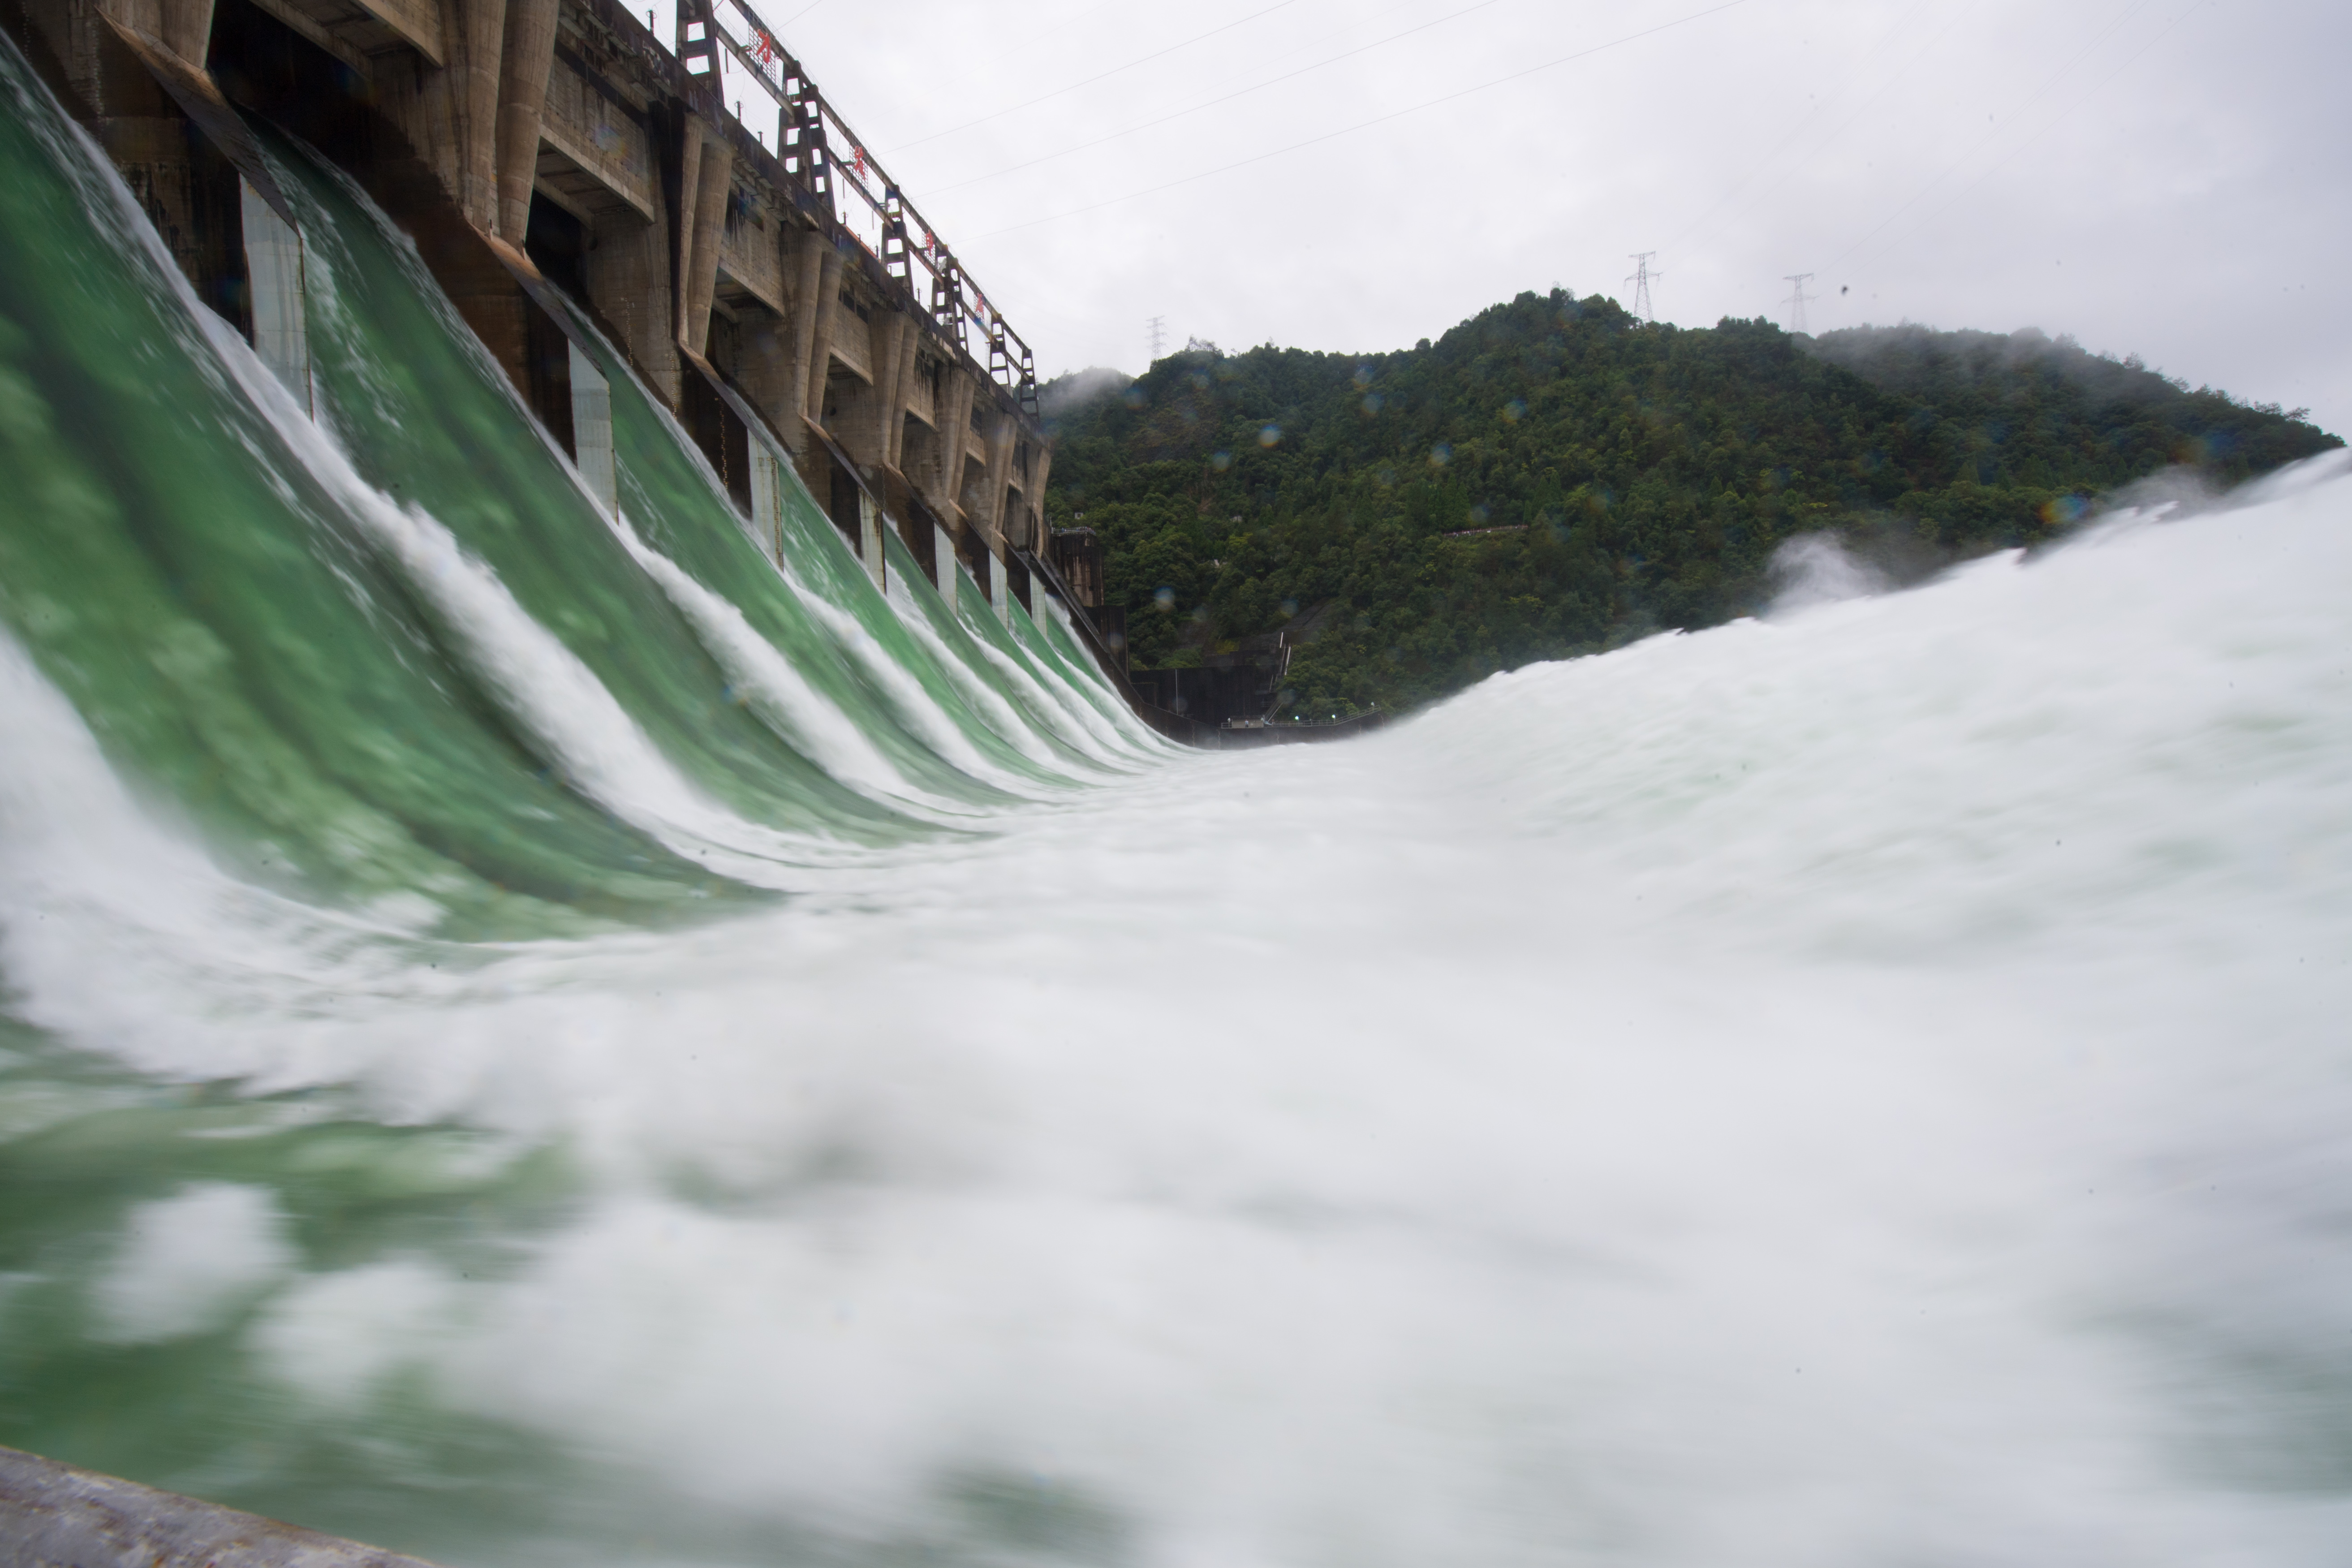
0, 81, 735, 935
265, 134, 934, 847
0, 34, 1159, 1558
12, 31, 2352, 1568
0, 35, 1143, 934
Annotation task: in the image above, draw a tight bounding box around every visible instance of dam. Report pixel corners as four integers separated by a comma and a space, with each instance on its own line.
4, 0, 2352, 1560
3, 0, 1145, 692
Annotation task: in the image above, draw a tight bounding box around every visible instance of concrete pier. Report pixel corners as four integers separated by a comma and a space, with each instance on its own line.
0, 1445, 441, 1568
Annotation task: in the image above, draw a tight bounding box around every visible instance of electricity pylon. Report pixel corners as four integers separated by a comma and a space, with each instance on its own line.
1626, 252, 1662, 323
1783, 273, 1817, 335
1147, 315, 1167, 361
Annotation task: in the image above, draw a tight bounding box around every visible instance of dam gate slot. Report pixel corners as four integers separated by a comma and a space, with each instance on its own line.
681, 368, 751, 516
824, 452, 864, 555
523, 289, 576, 458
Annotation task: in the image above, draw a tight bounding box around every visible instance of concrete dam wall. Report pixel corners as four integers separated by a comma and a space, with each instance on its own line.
2, 0, 1154, 695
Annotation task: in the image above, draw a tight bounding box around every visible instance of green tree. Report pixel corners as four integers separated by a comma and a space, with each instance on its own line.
1043, 295, 2340, 715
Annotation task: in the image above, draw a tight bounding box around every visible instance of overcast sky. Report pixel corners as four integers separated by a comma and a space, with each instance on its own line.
673, 0, 2347, 436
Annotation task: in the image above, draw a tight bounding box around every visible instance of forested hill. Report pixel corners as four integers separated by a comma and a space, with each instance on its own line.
1040, 290, 2339, 715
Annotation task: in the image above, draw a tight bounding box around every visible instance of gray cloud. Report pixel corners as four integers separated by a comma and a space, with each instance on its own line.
698, 0, 2349, 433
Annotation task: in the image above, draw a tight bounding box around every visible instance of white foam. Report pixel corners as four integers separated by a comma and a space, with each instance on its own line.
607, 509, 961, 814
7, 453, 2352, 1563
882, 573, 1087, 775
954, 597, 1133, 766
1033, 594, 1172, 753
789, 564, 1085, 778
253, 1259, 463, 1405
90, 1183, 294, 1342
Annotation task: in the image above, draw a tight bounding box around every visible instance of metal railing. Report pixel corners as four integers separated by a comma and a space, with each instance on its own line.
674, 0, 1039, 416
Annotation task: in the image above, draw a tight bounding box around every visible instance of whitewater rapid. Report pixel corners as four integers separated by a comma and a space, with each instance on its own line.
4, 13, 2350, 1557
5, 453, 2351, 1567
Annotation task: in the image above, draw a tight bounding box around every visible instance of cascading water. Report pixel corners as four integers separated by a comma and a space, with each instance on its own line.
5, 32, 2352, 1568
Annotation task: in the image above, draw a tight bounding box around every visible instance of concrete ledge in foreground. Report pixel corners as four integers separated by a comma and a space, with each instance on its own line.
0, 1445, 442, 1568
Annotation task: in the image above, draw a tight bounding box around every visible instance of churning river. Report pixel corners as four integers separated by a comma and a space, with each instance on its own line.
4, 32, 2352, 1568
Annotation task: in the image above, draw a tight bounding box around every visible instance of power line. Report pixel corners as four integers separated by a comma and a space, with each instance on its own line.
963, 0, 1754, 245
1815, 0, 2167, 279
1148, 315, 1167, 361
1783, 273, 1816, 334
1824, 0, 2205, 279
1626, 252, 1663, 322
884, 0, 1307, 155
1664, 0, 1950, 253
913, 0, 1516, 202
